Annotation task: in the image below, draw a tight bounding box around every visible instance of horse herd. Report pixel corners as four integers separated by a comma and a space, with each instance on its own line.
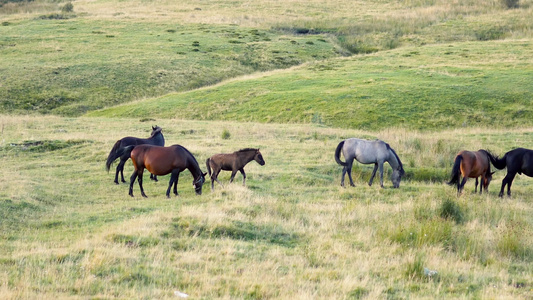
106, 126, 533, 198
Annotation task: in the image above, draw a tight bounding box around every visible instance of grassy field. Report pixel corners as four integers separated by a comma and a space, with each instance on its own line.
91, 39, 533, 130
2, 0, 533, 298
1, 115, 533, 298
1, 0, 533, 122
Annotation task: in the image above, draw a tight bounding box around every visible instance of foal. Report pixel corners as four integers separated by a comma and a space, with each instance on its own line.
206, 148, 265, 190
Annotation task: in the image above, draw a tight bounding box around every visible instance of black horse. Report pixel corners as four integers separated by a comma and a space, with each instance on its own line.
106, 126, 165, 184
488, 148, 533, 197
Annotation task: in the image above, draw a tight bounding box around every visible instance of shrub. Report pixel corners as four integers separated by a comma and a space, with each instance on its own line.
61, 2, 73, 13
439, 198, 464, 224
221, 129, 231, 140
502, 0, 519, 8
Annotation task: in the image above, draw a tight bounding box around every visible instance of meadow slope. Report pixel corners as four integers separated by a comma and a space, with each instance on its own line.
91, 39, 533, 130
1, 0, 533, 298
1, 116, 533, 298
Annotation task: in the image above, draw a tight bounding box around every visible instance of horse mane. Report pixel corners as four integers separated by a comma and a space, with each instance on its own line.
236, 148, 258, 153
478, 149, 495, 175
175, 145, 200, 166
386, 143, 405, 175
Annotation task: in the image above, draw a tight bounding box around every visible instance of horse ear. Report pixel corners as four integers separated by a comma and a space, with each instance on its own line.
152, 125, 155, 130
203, 172, 207, 176
491, 171, 496, 175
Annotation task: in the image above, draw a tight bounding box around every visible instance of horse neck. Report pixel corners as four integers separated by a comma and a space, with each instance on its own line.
186, 156, 202, 179
241, 150, 257, 164
387, 149, 401, 170
149, 132, 165, 146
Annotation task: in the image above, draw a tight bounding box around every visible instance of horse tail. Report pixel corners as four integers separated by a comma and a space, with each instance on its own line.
106, 140, 122, 172
335, 141, 347, 166
115, 145, 136, 162
447, 155, 463, 186
206, 158, 212, 176
486, 151, 507, 170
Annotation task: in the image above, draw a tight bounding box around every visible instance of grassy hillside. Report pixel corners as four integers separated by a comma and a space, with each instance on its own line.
91, 40, 533, 130
1, 115, 533, 298
0, 18, 337, 115
1, 0, 533, 125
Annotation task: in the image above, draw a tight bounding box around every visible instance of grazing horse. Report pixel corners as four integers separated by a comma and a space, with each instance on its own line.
447, 150, 495, 194
335, 138, 405, 188
117, 144, 206, 198
488, 148, 533, 197
106, 126, 165, 184
206, 148, 265, 190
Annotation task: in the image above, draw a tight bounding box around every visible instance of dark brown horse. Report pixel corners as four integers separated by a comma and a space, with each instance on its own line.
488, 148, 533, 197
447, 149, 495, 194
117, 144, 206, 198
206, 148, 265, 190
106, 126, 165, 184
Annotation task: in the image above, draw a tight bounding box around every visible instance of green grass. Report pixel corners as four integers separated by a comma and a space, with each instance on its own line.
91, 40, 533, 130
1, 0, 533, 127
1, 115, 533, 298
2, 0, 533, 298
0, 19, 337, 115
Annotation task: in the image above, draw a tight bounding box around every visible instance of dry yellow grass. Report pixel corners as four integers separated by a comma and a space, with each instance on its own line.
1, 115, 533, 298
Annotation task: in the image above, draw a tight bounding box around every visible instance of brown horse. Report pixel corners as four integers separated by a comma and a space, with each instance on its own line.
117, 144, 206, 198
447, 149, 495, 194
206, 148, 265, 190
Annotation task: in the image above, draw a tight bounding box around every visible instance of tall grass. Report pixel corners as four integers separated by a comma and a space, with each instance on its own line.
1, 115, 533, 298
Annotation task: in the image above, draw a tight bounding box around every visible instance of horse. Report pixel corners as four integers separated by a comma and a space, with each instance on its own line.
487, 148, 533, 197
105, 126, 165, 184
206, 148, 265, 190
335, 138, 405, 188
447, 150, 495, 195
116, 144, 206, 198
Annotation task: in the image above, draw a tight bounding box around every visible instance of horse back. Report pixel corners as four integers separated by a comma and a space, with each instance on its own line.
345, 138, 388, 163
458, 150, 489, 177
508, 148, 533, 176
209, 153, 238, 170
130, 145, 183, 175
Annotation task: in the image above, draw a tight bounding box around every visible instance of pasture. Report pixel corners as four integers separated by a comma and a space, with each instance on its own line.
1, 115, 533, 298
2, 0, 533, 298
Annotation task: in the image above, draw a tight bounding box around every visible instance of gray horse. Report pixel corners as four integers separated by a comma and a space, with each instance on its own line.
335, 138, 405, 188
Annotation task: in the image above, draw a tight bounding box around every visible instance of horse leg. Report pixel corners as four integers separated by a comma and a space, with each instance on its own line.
340, 165, 347, 187
346, 160, 355, 187
378, 163, 384, 188
239, 169, 246, 186
129, 170, 138, 197
368, 163, 378, 186
150, 173, 158, 182
229, 169, 238, 183
167, 170, 179, 198
115, 158, 127, 184
500, 172, 516, 197
475, 177, 479, 193
137, 169, 147, 198
211, 168, 223, 191
458, 177, 468, 194
173, 171, 180, 196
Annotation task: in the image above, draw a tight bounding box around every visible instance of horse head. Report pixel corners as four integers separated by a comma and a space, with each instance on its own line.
255, 149, 265, 166
193, 172, 207, 195
391, 168, 403, 188
483, 171, 495, 190
151, 126, 162, 136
